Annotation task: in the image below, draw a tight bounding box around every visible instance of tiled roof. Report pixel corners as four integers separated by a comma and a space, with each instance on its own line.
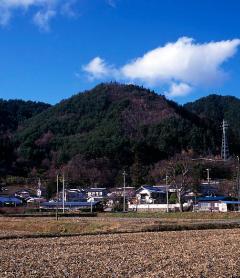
140, 186, 166, 193
0, 196, 22, 204
197, 196, 227, 202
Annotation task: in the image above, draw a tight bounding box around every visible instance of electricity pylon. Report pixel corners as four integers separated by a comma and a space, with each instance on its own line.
221, 119, 229, 161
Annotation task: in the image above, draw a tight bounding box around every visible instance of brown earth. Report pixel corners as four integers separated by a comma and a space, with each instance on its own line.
1, 229, 240, 277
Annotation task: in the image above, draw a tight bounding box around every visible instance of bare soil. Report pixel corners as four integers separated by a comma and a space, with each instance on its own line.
1, 229, 240, 277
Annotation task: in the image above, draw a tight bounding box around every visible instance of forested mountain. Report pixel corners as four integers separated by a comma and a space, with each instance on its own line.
0, 84, 239, 187
185, 94, 240, 154
13, 83, 217, 185
0, 99, 51, 133
0, 100, 51, 176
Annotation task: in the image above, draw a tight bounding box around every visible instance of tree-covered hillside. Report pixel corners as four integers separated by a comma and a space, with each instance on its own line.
0, 99, 51, 132
185, 94, 240, 154
0, 100, 51, 176
13, 83, 219, 185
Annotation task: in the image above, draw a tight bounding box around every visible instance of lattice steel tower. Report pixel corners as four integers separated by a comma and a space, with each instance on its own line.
221, 119, 229, 161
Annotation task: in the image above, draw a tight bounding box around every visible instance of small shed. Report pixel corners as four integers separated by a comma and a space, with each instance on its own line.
197, 196, 235, 212
218, 201, 240, 212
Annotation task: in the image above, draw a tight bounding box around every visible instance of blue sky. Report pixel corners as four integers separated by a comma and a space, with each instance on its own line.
1, 0, 240, 104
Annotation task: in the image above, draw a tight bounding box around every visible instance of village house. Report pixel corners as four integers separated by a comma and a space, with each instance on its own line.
65, 189, 86, 202
0, 196, 23, 207
14, 189, 32, 199
40, 200, 103, 212
196, 196, 240, 212
199, 181, 220, 196
106, 187, 136, 211
136, 185, 176, 204
85, 188, 108, 201
128, 185, 190, 212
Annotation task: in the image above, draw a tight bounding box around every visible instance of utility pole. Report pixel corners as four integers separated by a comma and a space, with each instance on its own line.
206, 168, 211, 197
236, 156, 240, 211
62, 174, 65, 213
166, 174, 169, 213
123, 170, 126, 212
221, 119, 229, 161
206, 168, 211, 184
37, 178, 41, 212
56, 174, 59, 221
90, 197, 93, 213
37, 178, 42, 197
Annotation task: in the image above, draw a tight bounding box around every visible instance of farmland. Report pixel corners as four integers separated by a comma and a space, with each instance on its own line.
1, 213, 240, 238
1, 212, 240, 238
0, 216, 165, 237
1, 229, 240, 277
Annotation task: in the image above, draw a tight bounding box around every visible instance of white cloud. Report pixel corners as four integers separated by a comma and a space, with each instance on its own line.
33, 9, 56, 31
0, 0, 77, 30
0, 0, 56, 13
166, 82, 192, 97
82, 37, 240, 97
82, 57, 116, 80
0, 1, 115, 30
121, 37, 240, 86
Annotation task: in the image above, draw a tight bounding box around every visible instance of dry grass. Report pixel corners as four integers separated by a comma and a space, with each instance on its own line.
0, 217, 120, 237
103, 211, 240, 220
1, 229, 240, 277
0, 217, 164, 237
1, 216, 240, 238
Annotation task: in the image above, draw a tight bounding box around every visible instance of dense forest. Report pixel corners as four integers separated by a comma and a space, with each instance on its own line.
0, 100, 51, 177
0, 83, 240, 187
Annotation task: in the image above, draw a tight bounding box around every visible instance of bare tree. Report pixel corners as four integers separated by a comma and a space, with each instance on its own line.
166, 154, 195, 212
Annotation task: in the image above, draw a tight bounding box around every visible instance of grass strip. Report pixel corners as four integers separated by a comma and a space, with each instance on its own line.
1, 221, 239, 241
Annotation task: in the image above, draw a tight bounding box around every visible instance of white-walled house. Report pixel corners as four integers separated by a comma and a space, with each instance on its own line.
129, 203, 190, 212
136, 185, 177, 204
136, 185, 166, 204
196, 196, 240, 212
129, 185, 190, 212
